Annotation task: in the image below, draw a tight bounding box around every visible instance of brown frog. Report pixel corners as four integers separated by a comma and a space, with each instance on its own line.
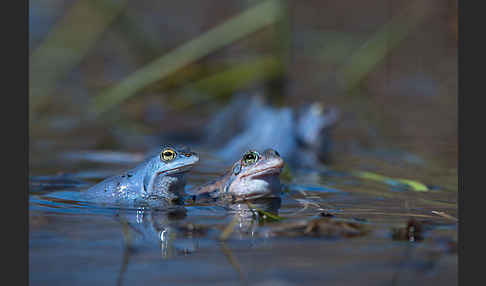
191, 149, 284, 202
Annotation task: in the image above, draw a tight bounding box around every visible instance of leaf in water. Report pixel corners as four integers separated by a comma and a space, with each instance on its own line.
288, 183, 342, 194
247, 202, 284, 222
352, 171, 429, 192
395, 178, 428, 192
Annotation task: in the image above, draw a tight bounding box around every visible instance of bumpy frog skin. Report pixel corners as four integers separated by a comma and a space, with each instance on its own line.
83, 145, 199, 203
193, 149, 284, 201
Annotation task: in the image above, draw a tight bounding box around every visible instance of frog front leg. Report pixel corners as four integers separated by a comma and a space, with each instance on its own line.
143, 174, 156, 197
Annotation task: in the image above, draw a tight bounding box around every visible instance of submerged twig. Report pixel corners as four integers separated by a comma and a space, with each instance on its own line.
116, 243, 133, 286
219, 242, 249, 286
292, 198, 323, 215
431, 211, 458, 222
219, 214, 240, 241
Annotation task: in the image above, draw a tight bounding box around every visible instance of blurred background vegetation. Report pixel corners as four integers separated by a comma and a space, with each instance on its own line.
29, 0, 457, 187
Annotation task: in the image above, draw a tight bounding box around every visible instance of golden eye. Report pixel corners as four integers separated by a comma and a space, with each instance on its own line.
242, 151, 259, 165
161, 148, 176, 161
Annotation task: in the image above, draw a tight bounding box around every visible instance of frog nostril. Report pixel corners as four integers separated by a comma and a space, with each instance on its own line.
184, 153, 191, 157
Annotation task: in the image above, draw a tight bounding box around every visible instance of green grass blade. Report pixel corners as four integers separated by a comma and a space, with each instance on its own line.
30, 0, 129, 118
336, 1, 431, 91
93, 0, 284, 115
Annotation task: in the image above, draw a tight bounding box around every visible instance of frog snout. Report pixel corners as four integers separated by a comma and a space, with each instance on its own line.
186, 152, 199, 164
263, 149, 281, 158
182, 151, 197, 157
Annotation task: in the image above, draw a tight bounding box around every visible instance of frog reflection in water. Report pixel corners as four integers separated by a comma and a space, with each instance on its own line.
116, 205, 197, 258
83, 145, 199, 203
114, 197, 281, 266
191, 149, 284, 202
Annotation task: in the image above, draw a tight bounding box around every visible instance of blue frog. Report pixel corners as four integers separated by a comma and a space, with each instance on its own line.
83, 145, 199, 203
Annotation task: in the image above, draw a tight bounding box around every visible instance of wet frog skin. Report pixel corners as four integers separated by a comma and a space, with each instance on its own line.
192, 149, 284, 202
83, 145, 199, 203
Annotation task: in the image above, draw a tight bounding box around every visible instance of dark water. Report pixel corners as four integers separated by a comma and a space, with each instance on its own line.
29, 148, 457, 286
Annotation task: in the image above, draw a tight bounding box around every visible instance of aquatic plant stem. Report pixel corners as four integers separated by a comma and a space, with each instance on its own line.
30, 0, 128, 119
93, 0, 283, 115
336, 0, 431, 91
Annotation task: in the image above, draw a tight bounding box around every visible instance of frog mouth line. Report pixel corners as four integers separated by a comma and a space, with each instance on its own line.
239, 192, 273, 200
233, 191, 280, 201
157, 164, 195, 175
241, 166, 283, 179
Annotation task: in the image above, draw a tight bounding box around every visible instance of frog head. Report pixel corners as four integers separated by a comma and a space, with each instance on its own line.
143, 145, 199, 198
224, 149, 284, 200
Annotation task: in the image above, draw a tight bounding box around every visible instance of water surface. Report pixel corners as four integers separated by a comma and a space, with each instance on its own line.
29, 148, 457, 286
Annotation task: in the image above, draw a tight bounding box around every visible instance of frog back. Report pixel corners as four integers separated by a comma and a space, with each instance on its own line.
82, 168, 145, 202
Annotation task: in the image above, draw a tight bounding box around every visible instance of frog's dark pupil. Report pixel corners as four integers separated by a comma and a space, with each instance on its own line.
244, 153, 257, 163
161, 150, 176, 161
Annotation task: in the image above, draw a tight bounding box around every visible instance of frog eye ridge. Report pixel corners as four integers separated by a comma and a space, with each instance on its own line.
242, 151, 259, 165
161, 148, 177, 161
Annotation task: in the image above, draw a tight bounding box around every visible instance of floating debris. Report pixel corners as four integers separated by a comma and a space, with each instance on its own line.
247, 201, 284, 222
265, 217, 371, 238
391, 218, 425, 242
320, 211, 335, 217
431, 211, 458, 222
303, 218, 371, 238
